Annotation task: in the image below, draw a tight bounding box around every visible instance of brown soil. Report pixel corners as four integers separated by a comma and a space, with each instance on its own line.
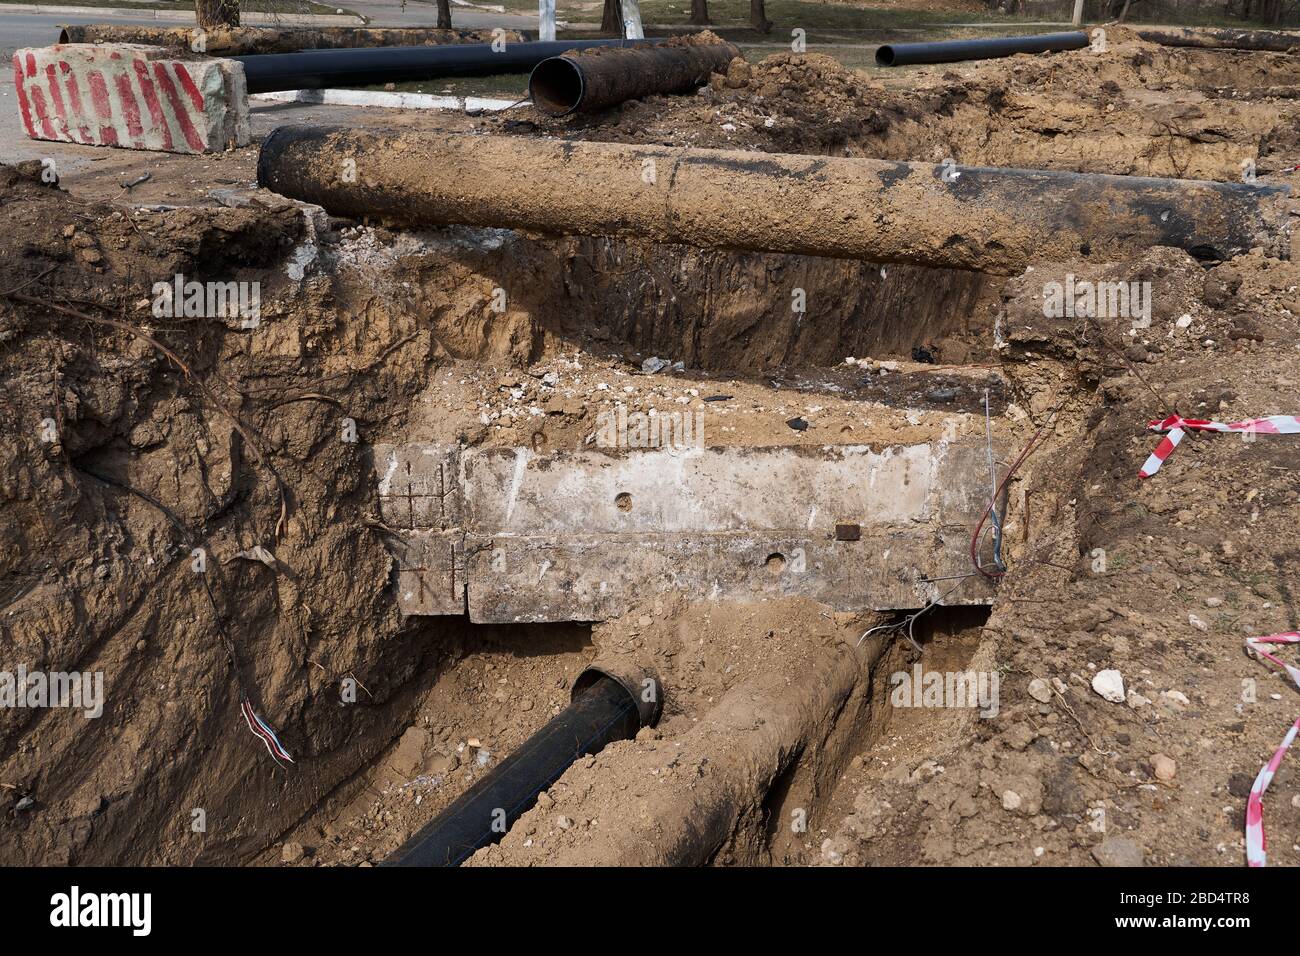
4, 28, 1300, 868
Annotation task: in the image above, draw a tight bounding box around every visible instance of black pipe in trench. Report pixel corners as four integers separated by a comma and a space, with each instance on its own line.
384, 668, 659, 866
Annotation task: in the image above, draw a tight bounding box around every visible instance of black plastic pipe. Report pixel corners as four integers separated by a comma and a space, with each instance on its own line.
875, 31, 1088, 67
235, 39, 657, 94
384, 668, 659, 866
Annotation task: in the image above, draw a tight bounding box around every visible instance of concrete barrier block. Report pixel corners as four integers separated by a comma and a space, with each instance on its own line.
12, 43, 249, 153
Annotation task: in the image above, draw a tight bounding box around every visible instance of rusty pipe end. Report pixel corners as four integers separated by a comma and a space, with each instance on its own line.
58, 27, 72, 43
572, 660, 663, 729
528, 55, 584, 117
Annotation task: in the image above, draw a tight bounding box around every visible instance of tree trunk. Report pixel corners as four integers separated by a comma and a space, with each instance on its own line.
690, 0, 710, 25
749, 0, 771, 33
195, 0, 238, 29
601, 0, 624, 35
436, 0, 452, 28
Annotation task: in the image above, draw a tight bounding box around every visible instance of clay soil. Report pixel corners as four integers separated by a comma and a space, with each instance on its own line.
3, 28, 1300, 868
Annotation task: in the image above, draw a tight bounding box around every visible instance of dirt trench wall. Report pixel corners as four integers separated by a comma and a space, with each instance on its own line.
0, 164, 469, 865
0, 162, 988, 865
337, 227, 994, 372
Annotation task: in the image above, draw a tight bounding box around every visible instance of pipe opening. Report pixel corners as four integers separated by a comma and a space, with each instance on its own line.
528, 56, 585, 117
875, 45, 897, 66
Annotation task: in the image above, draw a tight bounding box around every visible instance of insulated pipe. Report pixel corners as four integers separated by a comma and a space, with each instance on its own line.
875, 31, 1088, 66
235, 39, 657, 94
528, 40, 740, 116
384, 665, 661, 867
257, 127, 1291, 273
1137, 27, 1300, 53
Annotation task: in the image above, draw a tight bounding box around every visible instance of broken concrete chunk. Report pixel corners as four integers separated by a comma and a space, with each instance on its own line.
1091, 669, 1126, 703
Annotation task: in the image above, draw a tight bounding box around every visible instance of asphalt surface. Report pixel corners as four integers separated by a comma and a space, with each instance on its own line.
0, 4, 533, 169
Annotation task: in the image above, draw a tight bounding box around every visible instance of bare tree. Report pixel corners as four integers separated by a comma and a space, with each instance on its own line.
601, 0, 624, 34
691, 0, 710, 25
196, 0, 239, 28
750, 0, 771, 33
437, 0, 452, 28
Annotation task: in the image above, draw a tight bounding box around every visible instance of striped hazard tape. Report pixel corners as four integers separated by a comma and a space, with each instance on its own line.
1244, 632, 1300, 867
241, 699, 294, 767
1139, 415, 1300, 478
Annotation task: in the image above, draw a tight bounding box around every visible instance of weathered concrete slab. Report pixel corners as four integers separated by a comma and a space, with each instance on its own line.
393, 530, 466, 617
463, 529, 984, 623
372, 440, 996, 621
13, 44, 249, 154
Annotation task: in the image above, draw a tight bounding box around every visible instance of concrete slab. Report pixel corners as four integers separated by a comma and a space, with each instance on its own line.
374, 440, 997, 621
12, 43, 249, 153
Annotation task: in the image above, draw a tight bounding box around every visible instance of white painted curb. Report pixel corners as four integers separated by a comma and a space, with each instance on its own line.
251, 88, 518, 111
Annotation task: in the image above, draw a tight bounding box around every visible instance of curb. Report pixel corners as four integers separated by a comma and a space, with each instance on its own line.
0, 5, 366, 24
251, 88, 517, 111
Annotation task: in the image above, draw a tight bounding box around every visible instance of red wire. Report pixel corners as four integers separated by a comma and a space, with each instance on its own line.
970, 404, 1063, 580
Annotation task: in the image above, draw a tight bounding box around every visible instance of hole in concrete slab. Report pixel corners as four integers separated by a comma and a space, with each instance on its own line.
764, 553, 786, 575
615, 492, 633, 512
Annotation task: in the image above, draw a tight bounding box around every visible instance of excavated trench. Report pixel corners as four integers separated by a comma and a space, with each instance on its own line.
2, 30, 1298, 867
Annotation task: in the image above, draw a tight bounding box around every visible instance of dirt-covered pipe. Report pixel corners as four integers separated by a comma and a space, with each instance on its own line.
1137, 27, 1300, 53
384, 664, 661, 867
528, 38, 740, 116
465, 637, 884, 867
56, 25, 524, 55
875, 31, 1088, 66
257, 127, 1291, 273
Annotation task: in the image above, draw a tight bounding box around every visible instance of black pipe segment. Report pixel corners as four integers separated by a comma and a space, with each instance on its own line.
528, 40, 739, 116
875, 31, 1088, 67
384, 668, 660, 867
234, 39, 658, 94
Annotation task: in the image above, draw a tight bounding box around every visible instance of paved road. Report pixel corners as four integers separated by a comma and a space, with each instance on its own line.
0, 5, 536, 167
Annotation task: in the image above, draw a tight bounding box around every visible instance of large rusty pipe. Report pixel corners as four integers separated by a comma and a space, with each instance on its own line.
257, 127, 1291, 273
1137, 27, 1300, 53
528, 39, 740, 116
56, 24, 524, 55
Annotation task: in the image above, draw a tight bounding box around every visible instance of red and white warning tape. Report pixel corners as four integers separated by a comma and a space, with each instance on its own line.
1139, 415, 1300, 478
241, 699, 294, 767
1244, 632, 1300, 867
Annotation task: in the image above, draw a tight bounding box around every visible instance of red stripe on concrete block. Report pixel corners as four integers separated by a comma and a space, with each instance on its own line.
14, 44, 249, 154
131, 59, 174, 151
60, 63, 92, 143
154, 63, 203, 153
113, 72, 144, 146
12, 57, 36, 138
174, 62, 205, 112
28, 84, 56, 140
44, 64, 70, 140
